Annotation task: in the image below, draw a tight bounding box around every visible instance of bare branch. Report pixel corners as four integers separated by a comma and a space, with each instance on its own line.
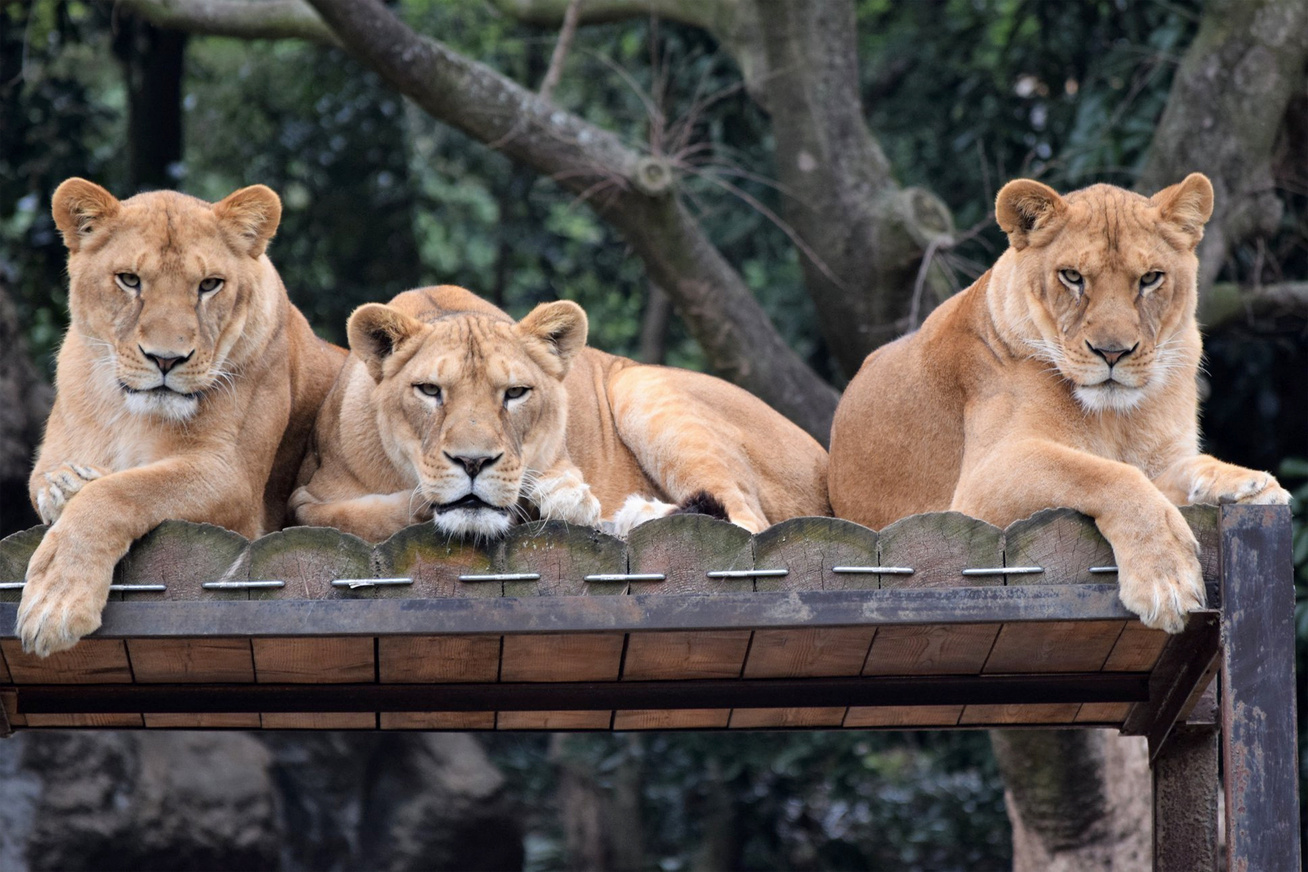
492, 0, 717, 31
538, 0, 583, 102
1199, 282, 1308, 331
117, 0, 340, 47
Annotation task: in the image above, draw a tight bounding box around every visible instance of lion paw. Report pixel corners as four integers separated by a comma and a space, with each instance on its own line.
1112, 510, 1205, 634
34, 463, 106, 525
527, 470, 602, 528
610, 495, 678, 537
16, 527, 112, 656
1186, 463, 1291, 507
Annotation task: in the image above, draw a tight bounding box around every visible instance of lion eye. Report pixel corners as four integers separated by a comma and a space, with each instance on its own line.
504, 386, 530, 403
1139, 271, 1164, 293
414, 383, 442, 401
1057, 269, 1083, 292
199, 277, 224, 295
115, 273, 141, 292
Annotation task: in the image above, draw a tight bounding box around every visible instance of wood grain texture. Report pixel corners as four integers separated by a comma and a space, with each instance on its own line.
261, 712, 376, 729
380, 711, 495, 729
0, 526, 47, 602
144, 713, 261, 728
114, 520, 250, 600
246, 526, 373, 600
1, 639, 134, 684
751, 517, 878, 592
1180, 505, 1220, 601
1, 690, 25, 727
127, 638, 255, 683
862, 624, 999, 676
252, 637, 375, 683
374, 524, 502, 597
25, 713, 145, 728
982, 621, 1124, 674
878, 512, 1003, 588
1074, 703, 1131, 723
378, 635, 501, 683
729, 707, 846, 728
502, 521, 627, 596
742, 627, 874, 678
621, 630, 752, 680
844, 705, 964, 728
627, 515, 753, 594
958, 703, 1083, 724
496, 710, 611, 729
1101, 621, 1168, 672
500, 633, 624, 682
612, 709, 731, 729
1002, 509, 1114, 585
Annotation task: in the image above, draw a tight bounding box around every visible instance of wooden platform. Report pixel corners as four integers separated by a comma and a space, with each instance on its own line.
0, 504, 1298, 869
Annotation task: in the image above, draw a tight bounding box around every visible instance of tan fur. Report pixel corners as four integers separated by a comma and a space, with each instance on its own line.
829, 174, 1289, 633
292, 286, 829, 541
20, 179, 345, 655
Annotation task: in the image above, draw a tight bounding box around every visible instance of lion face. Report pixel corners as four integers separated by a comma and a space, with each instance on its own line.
995, 174, 1213, 413
348, 299, 587, 538
51, 179, 282, 422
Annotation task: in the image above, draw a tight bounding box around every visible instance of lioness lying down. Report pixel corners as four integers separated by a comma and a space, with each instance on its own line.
829, 174, 1289, 633
291, 286, 829, 541
20, 180, 345, 655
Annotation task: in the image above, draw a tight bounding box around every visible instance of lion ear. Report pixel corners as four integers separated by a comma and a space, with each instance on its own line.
995, 179, 1066, 250
1152, 173, 1214, 251
515, 300, 588, 378
52, 178, 120, 252
347, 304, 426, 383
214, 185, 282, 258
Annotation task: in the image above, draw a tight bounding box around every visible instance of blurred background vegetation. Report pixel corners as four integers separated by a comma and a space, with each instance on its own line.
1, 0, 1305, 869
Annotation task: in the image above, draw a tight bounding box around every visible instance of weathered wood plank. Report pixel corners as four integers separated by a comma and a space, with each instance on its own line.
127, 638, 255, 683
878, 512, 1003, 588
627, 515, 753, 594
1219, 505, 1299, 869
862, 624, 999, 676
378, 636, 501, 683
1074, 703, 1131, 723
261, 712, 376, 729
1101, 621, 1168, 672
374, 524, 503, 597
246, 526, 373, 600
0, 526, 47, 601
499, 634, 624, 682
252, 638, 375, 683
502, 521, 627, 596
958, 703, 1083, 724
380, 711, 495, 729
25, 713, 144, 728
729, 707, 845, 728
742, 627, 874, 678
1, 690, 26, 728
611, 709, 731, 730
844, 705, 963, 728
1002, 509, 1114, 585
1180, 505, 1220, 603
982, 621, 1124, 674
496, 710, 611, 729
144, 713, 261, 728
1, 639, 133, 684
751, 517, 879, 592
621, 631, 752, 680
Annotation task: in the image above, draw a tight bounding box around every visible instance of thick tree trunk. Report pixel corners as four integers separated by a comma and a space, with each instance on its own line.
992, 731, 1152, 871
111, 9, 188, 192
1138, 0, 1308, 291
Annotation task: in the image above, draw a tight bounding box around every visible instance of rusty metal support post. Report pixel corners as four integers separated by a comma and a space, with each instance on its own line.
1153, 724, 1219, 870
1219, 504, 1299, 870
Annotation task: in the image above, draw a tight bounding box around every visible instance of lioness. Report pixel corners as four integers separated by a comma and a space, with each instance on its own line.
829, 174, 1289, 633
20, 179, 345, 655
291, 286, 829, 541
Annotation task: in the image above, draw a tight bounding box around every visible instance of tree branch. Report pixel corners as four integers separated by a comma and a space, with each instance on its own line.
537, 0, 582, 102
118, 0, 340, 47
1199, 281, 1308, 331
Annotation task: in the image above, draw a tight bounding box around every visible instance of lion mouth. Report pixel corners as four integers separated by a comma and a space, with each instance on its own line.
434, 494, 508, 515
120, 382, 201, 401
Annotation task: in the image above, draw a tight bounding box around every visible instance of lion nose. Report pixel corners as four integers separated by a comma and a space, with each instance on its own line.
446, 452, 502, 480
1087, 342, 1137, 367
141, 347, 193, 374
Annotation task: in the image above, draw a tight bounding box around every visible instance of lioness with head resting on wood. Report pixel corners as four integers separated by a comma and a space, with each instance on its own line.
829, 174, 1289, 634
290, 285, 829, 542
19, 179, 345, 656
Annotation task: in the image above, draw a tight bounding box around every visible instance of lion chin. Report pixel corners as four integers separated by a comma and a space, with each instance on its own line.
1072, 381, 1146, 414
122, 386, 201, 422
431, 495, 514, 540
